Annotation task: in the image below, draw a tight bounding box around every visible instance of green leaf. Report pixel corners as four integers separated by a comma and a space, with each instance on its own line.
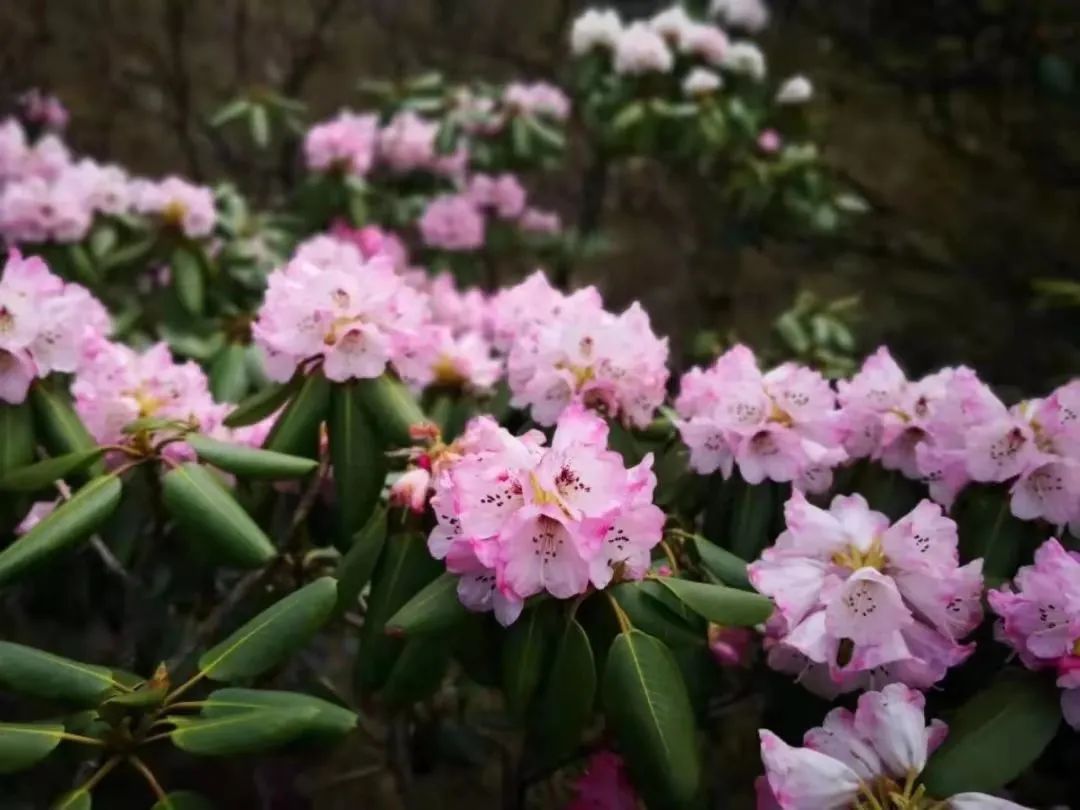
355, 373, 428, 448
169, 707, 320, 756
0, 449, 105, 493
603, 631, 700, 807
30, 382, 102, 473
53, 789, 92, 810
0, 401, 35, 476
657, 577, 772, 627
356, 532, 441, 692
689, 534, 751, 589
186, 434, 317, 480
385, 572, 467, 636
0, 722, 65, 774
328, 382, 387, 540
502, 603, 555, 720
249, 104, 270, 148
198, 577, 337, 682
956, 486, 1039, 582
727, 478, 777, 561
223, 377, 300, 429
172, 247, 205, 315
0, 641, 122, 706
209, 343, 250, 404
263, 372, 331, 458
209, 98, 250, 127
921, 670, 1061, 797
532, 616, 595, 764
162, 463, 276, 568
336, 506, 387, 612
381, 636, 453, 708
0, 474, 122, 586
611, 582, 705, 648
201, 688, 356, 743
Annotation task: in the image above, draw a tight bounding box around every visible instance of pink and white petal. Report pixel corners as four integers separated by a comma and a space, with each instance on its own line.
882, 499, 960, 574
825, 569, 913, 645
773, 490, 849, 559
747, 557, 829, 629
499, 511, 590, 600
452, 460, 526, 539
803, 707, 883, 782
322, 323, 391, 381
830, 493, 890, 549
1060, 687, 1080, 731
852, 683, 930, 778
678, 416, 735, 476
758, 730, 861, 810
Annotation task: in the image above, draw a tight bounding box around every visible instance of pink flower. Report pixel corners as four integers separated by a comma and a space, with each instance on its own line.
675, 346, 847, 492
417, 326, 502, 393
425, 273, 488, 335
390, 467, 432, 514
613, 22, 674, 75
328, 222, 410, 270
252, 240, 430, 383
132, 176, 216, 238
570, 9, 623, 56
485, 270, 584, 354
679, 22, 730, 66
518, 207, 562, 234
467, 173, 527, 220
507, 285, 669, 428
502, 82, 571, 121
304, 111, 378, 176
709, 624, 755, 667
16, 499, 59, 535
0, 119, 29, 182
988, 537, 1080, 730
567, 750, 639, 810
0, 250, 110, 403
418, 193, 486, 252
757, 129, 782, 154
758, 683, 1022, 809
749, 492, 984, 696
428, 405, 664, 625
377, 112, 439, 174
18, 89, 69, 131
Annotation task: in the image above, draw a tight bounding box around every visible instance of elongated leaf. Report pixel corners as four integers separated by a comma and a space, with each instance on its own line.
263, 372, 330, 458
172, 247, 205, 315
690, 534, 751, 589
249, 104, 270, 147
0, 401, 34, 475
603, 631, 700, 807
0, 641, 121, 706
657, 577, 772, 627
336, 506, 387, 612
169, 708, 319, 756
198, 577, 337, 682
0, 722, 64, 774
209, 343, 249, 404
502, 603, 555, 720
0, 474, 122, 585
355, 373, 427, 448
53, 789, 92, 810
728, 478, 776, 561
385, 572, 468, 636
223, 377, 300, 429
532, 617, 595, 764
611, 582, 705, 648
0, 449, 105, 492
162, 463, 276, 568
186, 434, 317, 480
201, 688, 356, 742
329, 382, 386, 539
210, 98, 250, 127
381, 637, 453, 708
151, 792, 215, 810
956, 486, 1039, 582
921, 670, 1061, 797
356, 532, 440, 692
30, 383, 102, 473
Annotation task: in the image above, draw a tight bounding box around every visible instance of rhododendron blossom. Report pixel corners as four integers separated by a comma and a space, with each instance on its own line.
466, 173, 527, 220
252, 240, 429, 383
613, 22, 674, 75
131, 176, 216, 238
418, 193, 486, 252
501, 82, 571, 121
749, 492, 984, 697
304, 111, 379, 177
988, 537, 1080, 730
506, 281, 669, 428
0, 250, 109, 403
675, 345, 847, 492
428, 405, 665, 625
570, 9, 624, 56
758, 683, 1026, 809
567, 750, 639, 810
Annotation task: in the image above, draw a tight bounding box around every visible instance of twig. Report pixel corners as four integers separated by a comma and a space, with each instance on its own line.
90, 536, 135, 584
128, 755, 169, 803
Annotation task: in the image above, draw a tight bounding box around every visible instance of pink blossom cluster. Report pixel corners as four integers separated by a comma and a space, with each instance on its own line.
498, 272, 669, 428
18, 89, 70, 131
988, 538, 1080, 730
749, 491, 984, 698
252, 236, 430, 384
305, 110, 461, 178
427, 405, 665, 625
0, 250, 109, 403
130, 176, 217, 239
0, 120, 70, 184
501, 82, 571, 121
758, 683, 1024, 809
303, 111, 378, 177
839, 348, 1080, 527
675, 345, 848, 492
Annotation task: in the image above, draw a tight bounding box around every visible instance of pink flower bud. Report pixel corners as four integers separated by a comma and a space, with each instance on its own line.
390, 467, 431, 513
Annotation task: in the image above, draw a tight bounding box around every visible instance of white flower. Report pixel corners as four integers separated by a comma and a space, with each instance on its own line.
613, 22, 674, 76
571, 8, 623, 55
683, 68, 723, 97
711, 0, 770, 32
777, 74, 814, 104
649, 5, 693, 43
722, 40, 767, 80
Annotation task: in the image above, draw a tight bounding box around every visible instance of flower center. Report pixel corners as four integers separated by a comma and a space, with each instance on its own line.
162, 200, 186, 227
0, 306, 14, 334
432, 355, 466, 387
767, 400, 793, 427
854, 773, 939, 810
132, 387, 164, 418
832, 537, 887, 571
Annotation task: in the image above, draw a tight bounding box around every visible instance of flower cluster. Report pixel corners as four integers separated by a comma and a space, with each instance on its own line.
0, 250, 109, 403
676, 345, 847, 492
18, 89, 70, 131
500, 272, 669, 428
501, 82, 571, 121
130, 176, 217, 239
303, 111, 379, 177
427, 405, 665, 625
988, 538, 1080, 730
758, 683, 1025, 809
749, 491, 984, 697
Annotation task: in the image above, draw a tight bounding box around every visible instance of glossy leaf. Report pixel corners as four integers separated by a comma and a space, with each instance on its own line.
186, 434, 317, 480
532, 617, 595, 764
690, 534, 752, 590
169, 708, 320, 756
30, 382, 102, 473
201, 688, 356, 743
223, 375, 301, 429
336, 506, 387, 613
172, 247, 205, 315
198, 577, 338, 682
0, 641, 122, 706
921, 670, 1061, 797
0, 449, 105, 493
381, 637, 453, 709
0, 722, 65, 774
611, 582, 705, 648
0, 401, 34, 476
209, 343, 250, 404
502, 603, 554, 720
603, 631, 700, 807
657, 577, 773, 627
355, 373, 428, 447
161, 462, 276, 568
53, 789, 92, 810
0, 474, 122, 586
385, 572, 468, 637
328, 382, 386, 539
262, 371, 330, 458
